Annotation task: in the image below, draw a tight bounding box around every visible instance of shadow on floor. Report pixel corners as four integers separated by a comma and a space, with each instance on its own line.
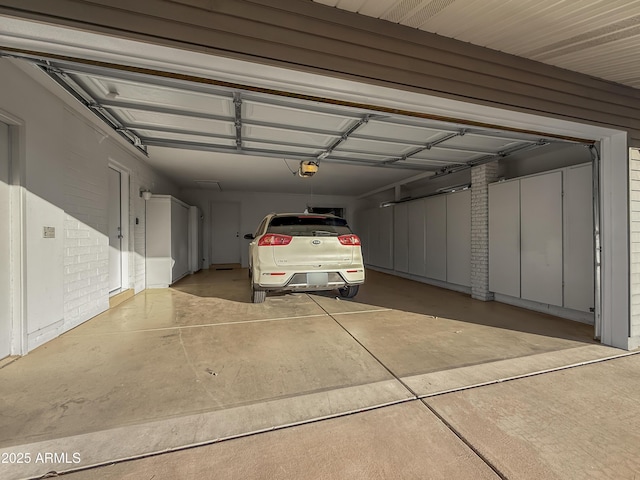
171, 267, 596, 345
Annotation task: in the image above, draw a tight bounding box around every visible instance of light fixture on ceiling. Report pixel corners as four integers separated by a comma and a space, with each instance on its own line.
298, 160, 319, 178
140, 188, 152, 201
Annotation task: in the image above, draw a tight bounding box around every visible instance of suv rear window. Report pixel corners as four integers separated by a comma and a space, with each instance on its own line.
267, 216, 352, 237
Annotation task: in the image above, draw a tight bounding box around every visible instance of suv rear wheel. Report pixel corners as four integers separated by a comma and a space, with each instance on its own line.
251, 284, 266, 303
338, 285, 359, 298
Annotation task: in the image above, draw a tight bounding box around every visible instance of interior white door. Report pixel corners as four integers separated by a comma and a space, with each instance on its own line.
0, 122, 11, 358
211, 202, 241, 265
108, 167, 122, 293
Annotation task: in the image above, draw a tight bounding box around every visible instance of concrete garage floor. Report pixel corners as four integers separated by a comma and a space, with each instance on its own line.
0, 269, 636, 479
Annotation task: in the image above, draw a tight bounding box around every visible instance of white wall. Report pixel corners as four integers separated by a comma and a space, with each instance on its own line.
0, 59, 179, 352
179, 189, 363, 268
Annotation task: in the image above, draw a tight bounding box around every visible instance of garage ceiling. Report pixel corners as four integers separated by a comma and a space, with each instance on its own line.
313, 0, 640, 89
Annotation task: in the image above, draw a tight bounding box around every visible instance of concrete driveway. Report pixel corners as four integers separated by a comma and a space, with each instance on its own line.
59, 354, 640, 480
0, 268, 634, 479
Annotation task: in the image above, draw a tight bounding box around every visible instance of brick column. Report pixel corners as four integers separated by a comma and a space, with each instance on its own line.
629, 150, 640, 342
471, 162, 499, 301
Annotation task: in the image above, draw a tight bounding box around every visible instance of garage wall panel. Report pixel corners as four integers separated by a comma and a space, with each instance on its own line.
520, 172, 563, 306
446, 190, 471, 287
393, 203, 409, 273
407, 199, 426, 277
563, 164, 594, 312
425, 195, 447, 281
489, 180, 520, 297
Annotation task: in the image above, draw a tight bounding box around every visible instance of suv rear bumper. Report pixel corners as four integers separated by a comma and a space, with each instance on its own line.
255, 269, 365, 292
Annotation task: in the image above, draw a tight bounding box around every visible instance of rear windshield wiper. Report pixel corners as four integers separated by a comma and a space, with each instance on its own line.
312, 230, 336, 236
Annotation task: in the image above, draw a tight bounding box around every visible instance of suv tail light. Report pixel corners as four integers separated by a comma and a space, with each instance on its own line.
338, 234, 361, 246
258, 233, 292, 246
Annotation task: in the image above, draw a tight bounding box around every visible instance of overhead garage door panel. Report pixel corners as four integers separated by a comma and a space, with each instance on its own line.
337, 137, 418, 156
73, 72, 233, 114
443, 134, 526, 152
243, 100, 355, 132
113, 108, 233, 135
357, 121, 443, 144
243, 125, 336, 148
520, 172, 563, 306
410, 149, 482, 164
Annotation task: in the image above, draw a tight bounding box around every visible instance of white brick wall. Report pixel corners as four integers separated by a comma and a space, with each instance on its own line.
0, 59, 185, 353
63, 114, 110, 329
629, 150, 640, 335
471, 162, 498, 301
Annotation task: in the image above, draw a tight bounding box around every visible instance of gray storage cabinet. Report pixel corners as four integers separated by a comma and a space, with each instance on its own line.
189, 205, 203, 274
488, 164, 594, 312
146, 195, 191, 288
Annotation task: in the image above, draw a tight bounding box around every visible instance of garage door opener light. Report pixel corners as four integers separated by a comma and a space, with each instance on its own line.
298, 161, 319, 178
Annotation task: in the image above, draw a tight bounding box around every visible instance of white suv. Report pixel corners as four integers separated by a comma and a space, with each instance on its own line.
245, 213, 365, 303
